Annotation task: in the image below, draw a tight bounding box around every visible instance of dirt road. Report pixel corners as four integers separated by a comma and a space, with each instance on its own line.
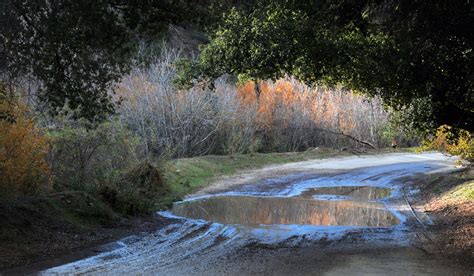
42, 152, 472, 275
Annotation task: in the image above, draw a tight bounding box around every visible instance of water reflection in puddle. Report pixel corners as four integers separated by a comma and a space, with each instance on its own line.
172, 186, 398, 228
301, 186, 392, 201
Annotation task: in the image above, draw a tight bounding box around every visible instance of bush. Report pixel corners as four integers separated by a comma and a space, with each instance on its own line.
447, 130, 474, 161
379, 108, 422, 148
45, 107, 175, 214
47, 109, 140, 191
0, 95, 51, 197
419, 125, 474, 161
100, 162, 171, 214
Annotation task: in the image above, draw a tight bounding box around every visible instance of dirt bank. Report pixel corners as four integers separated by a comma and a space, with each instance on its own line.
409, 167, 473, 263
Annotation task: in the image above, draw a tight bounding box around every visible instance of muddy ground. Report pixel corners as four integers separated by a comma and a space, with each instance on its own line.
2, 152, 473, 275
0, 192, 177, 274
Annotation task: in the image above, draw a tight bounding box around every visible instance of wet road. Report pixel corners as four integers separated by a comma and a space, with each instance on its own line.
43, 152, 471, 275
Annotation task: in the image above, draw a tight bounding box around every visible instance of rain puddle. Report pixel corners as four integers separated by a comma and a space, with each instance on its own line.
172, 186, 399, 228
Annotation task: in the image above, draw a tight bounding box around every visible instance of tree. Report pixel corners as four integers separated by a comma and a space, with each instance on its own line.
0, 0, 136, 121
0, 0, 210, 121
0, 92, 51, 197
178, 0, 474, 131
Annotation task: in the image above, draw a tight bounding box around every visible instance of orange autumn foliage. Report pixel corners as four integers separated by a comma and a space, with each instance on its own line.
236, 79, 357, 133
0, 98, 51, 197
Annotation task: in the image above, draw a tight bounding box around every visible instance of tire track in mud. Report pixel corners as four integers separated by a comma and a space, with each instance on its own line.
43, 219, 244, 275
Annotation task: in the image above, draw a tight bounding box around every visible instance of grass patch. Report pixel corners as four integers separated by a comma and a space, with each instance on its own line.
420, 167, 474, 206
439, 181, 474, 202
162, 149, 343, 201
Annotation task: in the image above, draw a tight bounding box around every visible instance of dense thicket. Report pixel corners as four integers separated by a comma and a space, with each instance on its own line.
117, 48, 394, 158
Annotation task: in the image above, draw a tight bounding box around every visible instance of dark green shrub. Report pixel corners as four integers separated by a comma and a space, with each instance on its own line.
47, 110, 140, 192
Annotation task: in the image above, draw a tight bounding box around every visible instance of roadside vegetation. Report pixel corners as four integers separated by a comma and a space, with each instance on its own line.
418, 125, 474, 162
